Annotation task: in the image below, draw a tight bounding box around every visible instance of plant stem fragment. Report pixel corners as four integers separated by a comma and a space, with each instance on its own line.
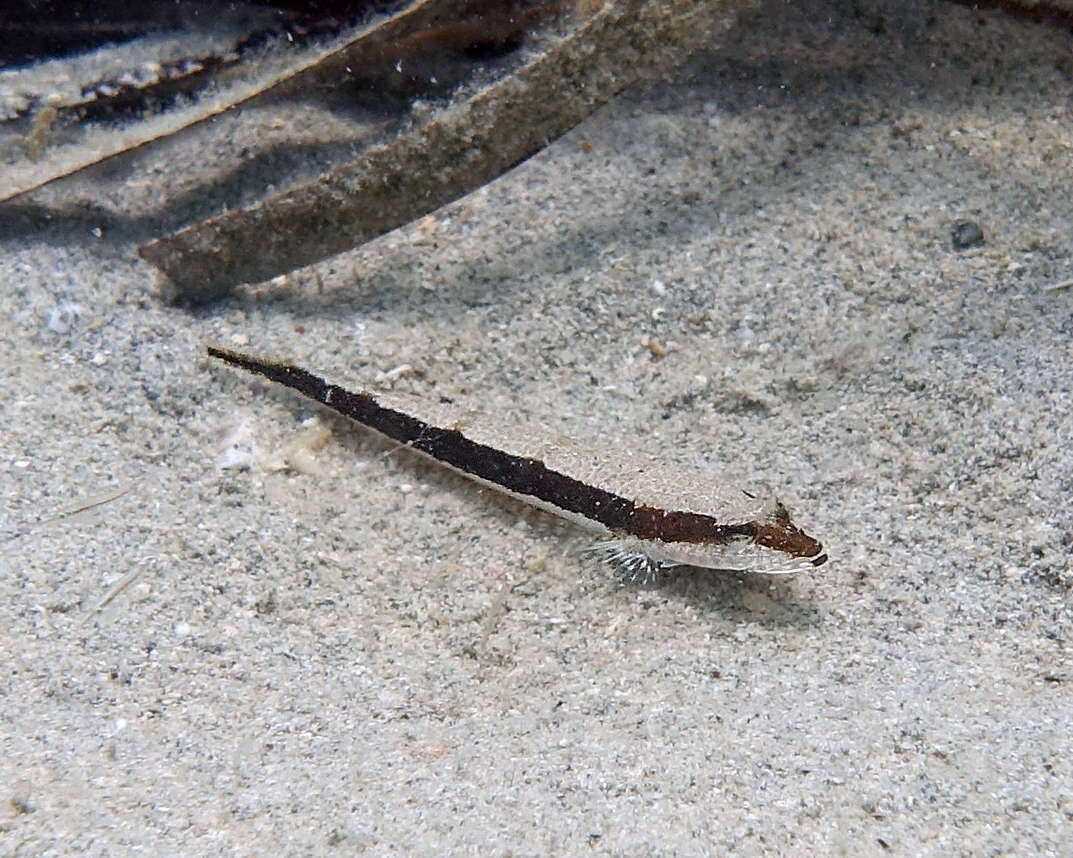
140, 0, 742, 303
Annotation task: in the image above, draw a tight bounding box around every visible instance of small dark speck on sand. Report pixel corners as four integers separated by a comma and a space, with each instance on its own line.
951, 220, 984, 250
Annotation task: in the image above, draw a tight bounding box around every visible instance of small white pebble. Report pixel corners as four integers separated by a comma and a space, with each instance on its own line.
377, 364, 417, 383
216, 444, 254, 471
650, 279, 666, 296
13, 460, 30, 468
90, 351, 109, 366
397, 483, 414, 494
231, 333, 250, 346
214, 417, 255, 471
115, 718, 127, 732
174, 622, 191, 636
45, 302, 84, 334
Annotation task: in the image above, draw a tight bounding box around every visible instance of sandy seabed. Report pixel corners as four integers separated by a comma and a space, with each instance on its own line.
2, 1, 1072, 855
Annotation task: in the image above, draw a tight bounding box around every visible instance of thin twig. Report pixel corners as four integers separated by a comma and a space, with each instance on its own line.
1043, 276, 1073, 292
38, 486, 131, 527
81, 559, 151, 625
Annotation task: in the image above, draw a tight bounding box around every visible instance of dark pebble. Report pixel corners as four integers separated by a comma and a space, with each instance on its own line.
951, 220, 984, 250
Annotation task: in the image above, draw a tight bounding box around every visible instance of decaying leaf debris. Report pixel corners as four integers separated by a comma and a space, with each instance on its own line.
0, 3, 339, 201
138, 0, 744, 302
0, 0, 532, 203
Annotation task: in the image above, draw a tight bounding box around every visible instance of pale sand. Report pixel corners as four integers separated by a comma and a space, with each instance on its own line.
2, 1, 1071, 854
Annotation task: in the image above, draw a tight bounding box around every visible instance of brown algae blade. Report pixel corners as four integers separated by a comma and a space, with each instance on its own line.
1, 0, 506, 203
140, 0, 743, 302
